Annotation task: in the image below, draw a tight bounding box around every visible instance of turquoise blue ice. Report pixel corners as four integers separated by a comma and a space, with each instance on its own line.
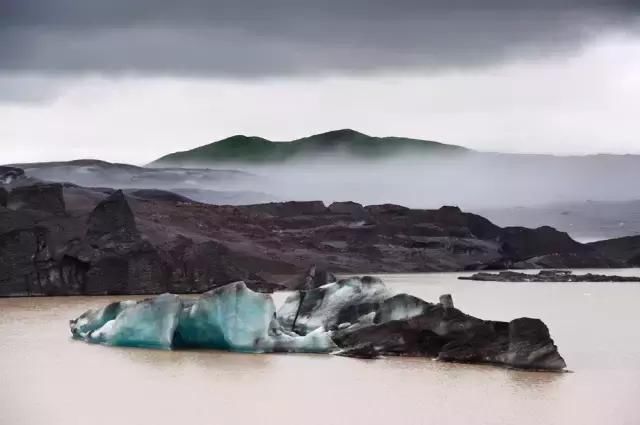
83, 294, 182, 349
70, 282, 336, 353
174, 282, 278, 352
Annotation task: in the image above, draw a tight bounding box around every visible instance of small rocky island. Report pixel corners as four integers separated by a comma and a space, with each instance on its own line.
71, 274, 567, 372
460, 270, 640, 282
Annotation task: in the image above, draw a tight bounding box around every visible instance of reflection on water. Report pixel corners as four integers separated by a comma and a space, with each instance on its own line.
1, 270, 640, 425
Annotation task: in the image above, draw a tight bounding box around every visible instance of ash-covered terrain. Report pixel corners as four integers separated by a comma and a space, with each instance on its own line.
2, 162, 639, 297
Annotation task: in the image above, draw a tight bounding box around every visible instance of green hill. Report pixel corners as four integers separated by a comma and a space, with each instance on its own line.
150, 129, 468, 166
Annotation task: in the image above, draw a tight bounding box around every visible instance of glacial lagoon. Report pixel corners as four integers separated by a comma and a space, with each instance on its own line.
2, 270, 640, 425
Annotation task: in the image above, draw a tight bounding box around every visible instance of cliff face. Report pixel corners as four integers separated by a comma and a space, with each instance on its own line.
0, 172, 631, 296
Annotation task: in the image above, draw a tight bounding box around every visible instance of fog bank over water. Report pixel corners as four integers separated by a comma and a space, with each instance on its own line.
15, 151, 640, 211
173, 152, 640, 210
12, 151, 640, 241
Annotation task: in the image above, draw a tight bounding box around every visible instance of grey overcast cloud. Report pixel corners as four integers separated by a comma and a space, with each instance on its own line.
1, 0, 639, 163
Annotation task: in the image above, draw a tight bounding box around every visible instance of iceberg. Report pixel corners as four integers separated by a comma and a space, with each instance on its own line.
72, 294, 182, 349
70, 281, 335, 353
174, 282, 280, 352
70, 299, 136, 340
277, 276, 391, 334
69, 276, 566, 371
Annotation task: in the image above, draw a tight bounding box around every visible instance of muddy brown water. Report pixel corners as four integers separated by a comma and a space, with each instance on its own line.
2, 269, 639, 425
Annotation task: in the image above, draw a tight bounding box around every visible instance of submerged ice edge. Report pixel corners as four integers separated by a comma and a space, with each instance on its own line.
69, 276, 567, 371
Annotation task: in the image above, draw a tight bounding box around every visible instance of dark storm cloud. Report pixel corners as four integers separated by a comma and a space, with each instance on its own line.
0, 0, 639, 77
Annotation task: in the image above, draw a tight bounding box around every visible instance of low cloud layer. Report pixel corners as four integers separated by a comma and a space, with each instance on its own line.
2, 0, 638, 77
2, 31, 639, 162
1, 1, 639, 157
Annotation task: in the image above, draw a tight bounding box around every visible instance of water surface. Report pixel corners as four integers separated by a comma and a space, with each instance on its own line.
2, 270, 639, 425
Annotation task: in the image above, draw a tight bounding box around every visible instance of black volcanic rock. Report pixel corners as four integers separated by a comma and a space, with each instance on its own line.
439, 294, 454, 309
7, 183, 66, 214
430, 206, 502, 240
242, 201, 328, 216
0, 176, 636, 297
0, 204, 91, 296
494, 318, 567, 370
365, 203, 410, 216
334, 320, 448, 357
332, 291, 566, 371
0, 209, 49, 295
499, 226, 586, 261
460, 270, 640, 282
0, 166, 25, 184
588, 235, 640, 266
328, 201, 367, 218
0, 188, 7, 207
0, 187, 165, 296
374, 294, 431, 324
82, 242, 169, 295
161, 236, 269, 293
87, 190, 139, 242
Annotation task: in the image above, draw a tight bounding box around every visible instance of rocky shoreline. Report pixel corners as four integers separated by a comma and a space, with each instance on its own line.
460, 270, 640, 282
2, 165, 639, 296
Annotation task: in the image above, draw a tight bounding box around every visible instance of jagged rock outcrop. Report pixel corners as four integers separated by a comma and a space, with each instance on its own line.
0, 208, 49, 295
0, 175, 636, 296
7, 183, 66, 214
0, 184, 280, 296
72, 191, 168, 295
161, 235, 276, 293
0, 189, 168, 296
86, 190, 139, 242
439, 294, 454, 309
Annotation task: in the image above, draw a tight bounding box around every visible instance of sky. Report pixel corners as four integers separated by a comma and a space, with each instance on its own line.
1, 0, 639, 165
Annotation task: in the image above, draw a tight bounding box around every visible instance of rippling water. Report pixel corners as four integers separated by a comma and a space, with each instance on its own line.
2, 270, 640, 425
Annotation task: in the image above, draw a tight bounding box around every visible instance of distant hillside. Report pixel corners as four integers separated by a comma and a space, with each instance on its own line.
150, 129, 468, 166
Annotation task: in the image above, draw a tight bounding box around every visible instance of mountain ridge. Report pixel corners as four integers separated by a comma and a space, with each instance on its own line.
150, 129, 468, 166
149, 129, 640, 167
